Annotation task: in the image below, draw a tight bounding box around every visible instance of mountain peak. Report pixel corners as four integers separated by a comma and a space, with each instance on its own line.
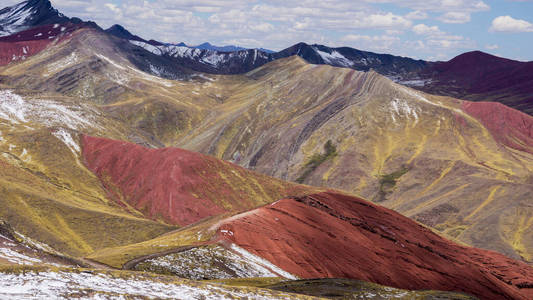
0, 0, 75, 37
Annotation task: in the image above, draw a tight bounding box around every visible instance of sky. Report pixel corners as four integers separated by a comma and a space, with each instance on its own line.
5, 0, 533, 61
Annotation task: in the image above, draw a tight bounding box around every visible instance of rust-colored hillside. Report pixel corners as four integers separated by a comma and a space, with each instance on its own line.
82, 135, 314, 226
215, 192, 533, 300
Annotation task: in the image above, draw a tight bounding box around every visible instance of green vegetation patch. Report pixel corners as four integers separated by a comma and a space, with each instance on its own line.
379, 167, 409, 193
297, 140, 337, 183
265, 278, 479, 299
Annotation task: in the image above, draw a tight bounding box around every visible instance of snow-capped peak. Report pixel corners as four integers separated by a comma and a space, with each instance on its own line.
0, 0, 69, 37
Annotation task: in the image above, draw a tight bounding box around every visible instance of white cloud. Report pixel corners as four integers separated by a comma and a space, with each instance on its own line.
489, 16, 533, 32
0, 0, 495, 59
438, 12, 471, 23
405, 10, 428, 20
412, 24, 444, 35
485, 44, 499, 50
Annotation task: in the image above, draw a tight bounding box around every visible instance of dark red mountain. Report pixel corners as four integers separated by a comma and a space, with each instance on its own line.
413, 51, 533, 115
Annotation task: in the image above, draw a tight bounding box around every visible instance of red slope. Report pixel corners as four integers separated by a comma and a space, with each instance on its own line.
0, 23, 83, 66
462, 101, 533, 154
81, 135, 310, 226
216, 192, 533, 300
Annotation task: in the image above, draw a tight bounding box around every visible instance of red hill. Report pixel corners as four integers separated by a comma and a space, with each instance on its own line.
0, 23, 83, 66
216, 192, 533, 300
462, 101, 533, 154
81, 135, 312, 226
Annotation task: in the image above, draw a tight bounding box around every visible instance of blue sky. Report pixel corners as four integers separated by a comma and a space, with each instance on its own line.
6, 0, 533, 61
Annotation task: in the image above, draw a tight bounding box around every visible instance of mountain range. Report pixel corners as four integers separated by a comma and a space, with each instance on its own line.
0, 0, 532, 299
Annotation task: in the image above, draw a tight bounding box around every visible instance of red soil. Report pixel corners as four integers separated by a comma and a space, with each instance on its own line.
462, 101, 533, 154
0, 23, 83, 66
217, 192, 533, 300
81, 135, 309, 226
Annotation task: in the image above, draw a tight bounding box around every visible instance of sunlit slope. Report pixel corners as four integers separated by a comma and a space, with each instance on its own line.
173, 57, 533, 263
0, 89, 176, 257
81, 135, 317, 226
88, 189, 533, 300
1, 30, 532, 264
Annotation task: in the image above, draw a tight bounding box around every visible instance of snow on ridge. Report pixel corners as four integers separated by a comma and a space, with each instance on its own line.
52, 129, 80, 154
129, 40, 233, 68
0, 1, 34, 37
313, 47, 354, 67
129, 40, 161, 55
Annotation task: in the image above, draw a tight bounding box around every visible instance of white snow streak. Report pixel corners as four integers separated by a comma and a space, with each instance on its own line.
0, 271, 293, 300
229, 244, 298, 280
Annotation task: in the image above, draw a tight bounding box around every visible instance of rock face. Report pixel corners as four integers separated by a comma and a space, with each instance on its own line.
216, 192, 533, 300
81, 135, 313, 226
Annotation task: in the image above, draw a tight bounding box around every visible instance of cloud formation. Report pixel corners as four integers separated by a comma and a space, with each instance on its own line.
3, 0, 532, 61
490, 16, 533, 32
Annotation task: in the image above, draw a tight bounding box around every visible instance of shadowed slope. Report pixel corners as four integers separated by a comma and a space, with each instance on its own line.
81, 135, 315, 226
411, 51, 533, 115
215, 192, 533, 300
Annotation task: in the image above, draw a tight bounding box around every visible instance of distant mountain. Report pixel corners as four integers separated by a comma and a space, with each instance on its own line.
402, 51, 533, 115
194, 42, 247, 52
2, 0, 532, 116
129, 40, 428, 77
274, 42, 427, 77
105, 24, 162, 46
0, 0, 90, 37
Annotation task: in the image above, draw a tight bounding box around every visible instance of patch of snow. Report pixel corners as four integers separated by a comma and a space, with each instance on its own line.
0, 248, 41, 265
14, 233, 60, 256
390, 98, 419, 124
139, 245, 279, 280
53, 24, 60, 29
193, 73, 215, 82
398, 78, 432, 87
313, 47, 354, 68
94, 53, 126, 70
129, 40, 162, 55
126, 66, 173, 87
229, 244, 298, 279
19, 148, 30, 162
34, 33, 42, 37
200, 51, 225, 67
0, 90, 100, 130
52, 129, 80, 155
0, 270, 292, 299
45, 52, 79, 76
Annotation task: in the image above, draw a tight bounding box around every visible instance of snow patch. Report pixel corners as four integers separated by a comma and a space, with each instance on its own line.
390, 98, 419, 124
313, 47, 354, 67
45, 52, 79, 76
0, 248, 41, 265
52, 129, 80, 154
94, 53, 126, 70
0, 90, 100, 130
229, 244, 298, 279
0, 270, 291, 299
